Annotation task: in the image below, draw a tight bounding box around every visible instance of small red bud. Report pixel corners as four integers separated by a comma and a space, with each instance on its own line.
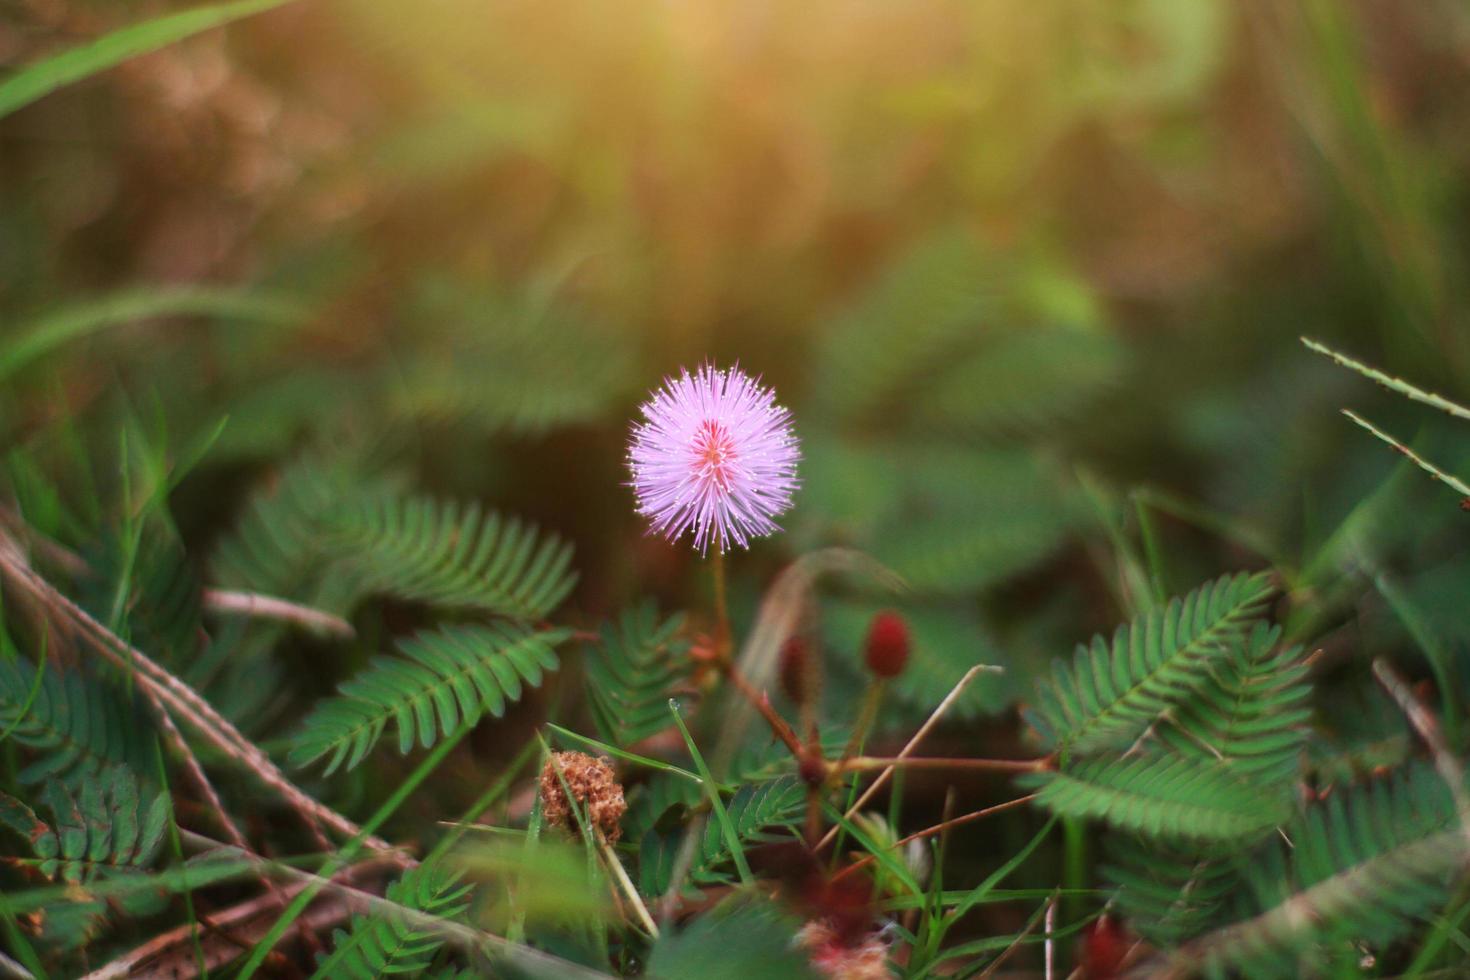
779, 635, 817, 706
1079, 914, 1129, 979
863, 611, 910, 680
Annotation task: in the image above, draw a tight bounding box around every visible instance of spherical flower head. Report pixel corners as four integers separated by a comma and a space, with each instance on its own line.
628, 364, 799, 555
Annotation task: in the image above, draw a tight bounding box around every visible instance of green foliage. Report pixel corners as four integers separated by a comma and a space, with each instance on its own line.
1170, 762, 1467, 976
584, 601, 690, 748
210, 456, 391, 614
823, 600, 1010, 720
1306, 338, 1470, 499
0, 656, 154, 786
1154, 622, 1310, 787
333, 492, 577, 621
0, 765, 171, 883
1030, 571, 1277, 753
645, 898, 818, 980
812, 231, 995, 427
214, 464, 575, 622
291, 624, 569, 774
321, 860, 472, 978
1021, 753, 1290, 841
639, 777, 805, 896
5, 0, 1470, 975
1103, 836, 1244, 946
0, 765, 170, 950
0, 288, 304, 384
909, 327, 1123, 436
391, 286, 635, 436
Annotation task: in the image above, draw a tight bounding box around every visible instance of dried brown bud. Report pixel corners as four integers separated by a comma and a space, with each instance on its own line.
798, 752, 828, 788
539, 751, 626, 842
863, 610, 910, 680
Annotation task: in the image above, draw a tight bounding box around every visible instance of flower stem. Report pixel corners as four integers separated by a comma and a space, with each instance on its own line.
711, 546, 730, 660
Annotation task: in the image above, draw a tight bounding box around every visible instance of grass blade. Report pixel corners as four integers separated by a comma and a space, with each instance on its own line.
0, 0, 298, 120
0, 288, 305, 383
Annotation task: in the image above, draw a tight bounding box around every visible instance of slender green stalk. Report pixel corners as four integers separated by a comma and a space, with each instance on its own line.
1132, 491, 1169, 604
153, 738, 208, 979
668, 700, 751, 885
0, 636, 48, 746
1341, 410, 1470, 498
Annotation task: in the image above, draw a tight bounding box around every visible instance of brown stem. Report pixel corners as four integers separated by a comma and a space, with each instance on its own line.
0, 533, 390, 851
201, 589, 355, 640
834, 755, 1052, 774
723, 663, 804, 758
140, 682, 329, 958
817, 663, 996, 853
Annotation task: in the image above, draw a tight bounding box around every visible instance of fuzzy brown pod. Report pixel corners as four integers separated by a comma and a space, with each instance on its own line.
538, 751, 627, 842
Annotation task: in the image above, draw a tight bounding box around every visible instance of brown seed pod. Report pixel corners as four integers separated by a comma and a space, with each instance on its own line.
863, 610, 910, 680
539, 751, 627, 842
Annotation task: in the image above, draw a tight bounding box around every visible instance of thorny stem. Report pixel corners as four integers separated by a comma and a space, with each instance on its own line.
723, 664, 804, 757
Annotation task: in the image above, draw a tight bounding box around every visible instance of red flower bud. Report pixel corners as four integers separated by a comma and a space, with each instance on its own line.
1079, 914, 1129, 979
863, 611, 910, 680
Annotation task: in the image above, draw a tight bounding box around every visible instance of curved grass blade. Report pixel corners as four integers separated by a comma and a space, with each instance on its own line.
0, 0, 298, 120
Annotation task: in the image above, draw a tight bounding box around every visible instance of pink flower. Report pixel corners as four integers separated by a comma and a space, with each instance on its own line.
628, 364, 799, 554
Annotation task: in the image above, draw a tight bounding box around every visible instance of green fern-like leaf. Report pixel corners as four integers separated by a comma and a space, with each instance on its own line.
0, 657, 154, 786
392, 286, 634, 437
81, 522, 203, 668
1155, 622, 1310, 787
211, 456, 390, 614
639, 777, 805, 896
910, 327, 1124, 436
1020, 754, 1290, 841
1158, 761, 1466, 976
1103, 836, 1245, 946
812, 230, 994, 427
0, 765, 170, 950
646, 898, 817, 980
585, 602, 690, 748
798, 442, 1078, 596
291, 624, 569, 774
1031, 571, 1276, 753
323, 860, 472, 978
0, 765, 169, 883
332, 493, 577, 621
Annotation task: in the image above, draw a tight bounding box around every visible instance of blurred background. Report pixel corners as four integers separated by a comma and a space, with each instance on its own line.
3, 0, 1470, 914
